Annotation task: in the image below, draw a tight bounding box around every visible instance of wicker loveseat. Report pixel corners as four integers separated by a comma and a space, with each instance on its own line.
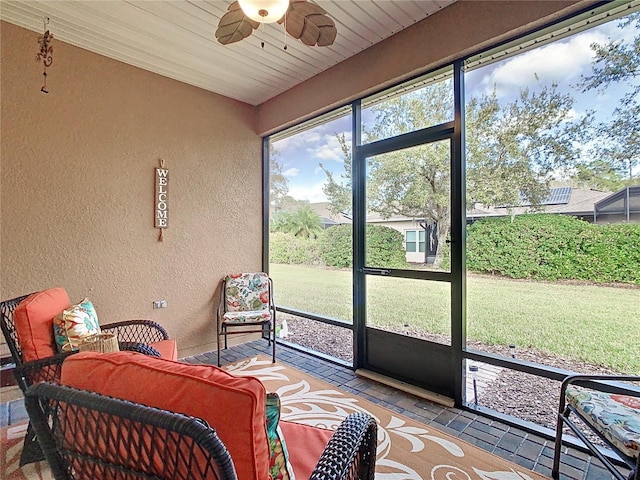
26, 382, 376, 480
30, 351, 378, 480
0, 288, 177, 465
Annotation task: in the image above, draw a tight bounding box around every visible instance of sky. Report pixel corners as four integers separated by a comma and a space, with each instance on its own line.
271, 12, 639, 204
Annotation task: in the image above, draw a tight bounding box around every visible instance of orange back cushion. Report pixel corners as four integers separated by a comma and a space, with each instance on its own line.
61, 351, 270, 480
14, 288, 70, 362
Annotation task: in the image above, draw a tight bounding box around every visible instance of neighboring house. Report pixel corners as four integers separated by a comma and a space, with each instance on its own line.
308, 186, 640, 264
467, 187, 611, 223
308, 202, 352, 229
594, 185, 640, 224
364, 213, 438, 264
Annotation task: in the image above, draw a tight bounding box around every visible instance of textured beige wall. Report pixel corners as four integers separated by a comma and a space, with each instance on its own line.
0, 21, 261, 357
257, 0, 594, 135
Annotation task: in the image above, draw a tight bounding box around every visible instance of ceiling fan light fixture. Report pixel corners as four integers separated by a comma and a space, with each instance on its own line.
238, 0, 289, 23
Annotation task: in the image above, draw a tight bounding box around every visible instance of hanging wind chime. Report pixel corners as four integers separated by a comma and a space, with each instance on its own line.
36, 17, 53, 93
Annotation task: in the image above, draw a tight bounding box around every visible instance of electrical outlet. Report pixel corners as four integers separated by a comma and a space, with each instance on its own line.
153, 300, 168, 309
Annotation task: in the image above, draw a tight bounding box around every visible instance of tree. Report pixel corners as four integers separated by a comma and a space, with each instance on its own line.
466, 83, 585, 210
577, 12, 639, 179
322, 82, 454, 266
276, 195, 309, 213
269, 148, 289, 213
271, 206, 324, 239
571, 159, 625, 192
320, 133, 352, 216
322, 80, 583, 267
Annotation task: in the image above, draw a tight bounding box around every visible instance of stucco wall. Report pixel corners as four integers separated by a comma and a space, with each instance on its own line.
256, 0, 594, 135
0, 21, 261, 357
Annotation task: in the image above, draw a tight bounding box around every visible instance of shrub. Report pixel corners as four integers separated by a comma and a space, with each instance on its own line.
319, 225, 353, 268
319, 224, 408, 269
466, 214, 640, 284
269, 232, 322, 265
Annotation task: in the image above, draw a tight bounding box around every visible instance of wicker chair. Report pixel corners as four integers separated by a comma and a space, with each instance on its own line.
25, 382, 378, 480
0, 292, 172, 465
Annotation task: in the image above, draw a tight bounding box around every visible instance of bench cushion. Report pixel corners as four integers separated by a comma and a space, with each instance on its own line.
223, 311, 272, 324
149, 339, 178, 360
61, 351, 270, 480
280, 420, 333, 479
566, 386, 640, 458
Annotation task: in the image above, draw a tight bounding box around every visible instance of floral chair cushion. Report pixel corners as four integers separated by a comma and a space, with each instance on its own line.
223, 310, 272, 324
222, 273, 272, 324
566, 385, 640, 458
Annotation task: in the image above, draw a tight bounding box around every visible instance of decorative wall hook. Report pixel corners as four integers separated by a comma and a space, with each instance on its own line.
36, 17, 53, 93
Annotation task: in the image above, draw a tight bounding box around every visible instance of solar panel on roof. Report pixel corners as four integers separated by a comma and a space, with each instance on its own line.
544, 186, 572, 205
515, 186, 572, 207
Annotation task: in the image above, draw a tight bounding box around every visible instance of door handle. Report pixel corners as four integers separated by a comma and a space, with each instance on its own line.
363, 268, 391, 276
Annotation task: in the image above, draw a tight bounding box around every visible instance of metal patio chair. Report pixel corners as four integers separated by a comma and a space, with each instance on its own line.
552, 374, 640, 480
216, 273, 276, 366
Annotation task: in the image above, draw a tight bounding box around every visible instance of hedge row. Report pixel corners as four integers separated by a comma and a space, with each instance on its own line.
270, 225, 408, 269
271, 214, 640, 285
319, 224, 408, 269
269, 232, 322, 265
466, 214, 640, 284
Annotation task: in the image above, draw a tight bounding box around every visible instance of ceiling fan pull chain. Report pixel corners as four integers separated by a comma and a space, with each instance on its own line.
261, 22, 265, 49
283, 10, 288, 51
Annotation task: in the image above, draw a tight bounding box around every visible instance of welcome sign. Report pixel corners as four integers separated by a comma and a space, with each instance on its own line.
155, 166, 169, 229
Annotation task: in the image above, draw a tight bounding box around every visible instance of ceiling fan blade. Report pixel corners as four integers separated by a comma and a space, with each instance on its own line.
279, 0, 337, 47
315, 23, 337, 47
215, 1, 259, 45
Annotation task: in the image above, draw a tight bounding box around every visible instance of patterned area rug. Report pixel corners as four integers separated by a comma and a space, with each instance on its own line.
1, 355, 548, 480
227, 356, 549, 480
1, 422, 52, 480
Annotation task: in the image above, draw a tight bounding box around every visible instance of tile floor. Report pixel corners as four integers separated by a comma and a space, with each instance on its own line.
1, 340, 632, 480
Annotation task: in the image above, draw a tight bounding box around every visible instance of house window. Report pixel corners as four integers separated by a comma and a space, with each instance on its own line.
405, 230, 425, 253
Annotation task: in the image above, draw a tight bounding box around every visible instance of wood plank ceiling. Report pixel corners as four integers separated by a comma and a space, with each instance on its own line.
0, 1, 456, 106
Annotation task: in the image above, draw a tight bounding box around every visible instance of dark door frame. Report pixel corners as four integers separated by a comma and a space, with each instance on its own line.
351, 61, 467, 405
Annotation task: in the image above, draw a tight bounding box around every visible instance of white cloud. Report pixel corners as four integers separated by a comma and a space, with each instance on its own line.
283, 168, 299, 177
274, 130, 323, 153
564, 107, 583, 122
307, 132, 351, 162
288, 182, 328, 203
478, 29, 610, 98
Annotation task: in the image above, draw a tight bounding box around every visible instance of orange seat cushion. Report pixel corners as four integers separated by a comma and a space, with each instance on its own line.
280, 420, 333, 479
14, 288, 70, 362
61, 351, 270, 480
149, 339, 178, 360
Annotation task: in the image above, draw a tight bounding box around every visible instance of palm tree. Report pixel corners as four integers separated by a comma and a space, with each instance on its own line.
273, 206, 323, 239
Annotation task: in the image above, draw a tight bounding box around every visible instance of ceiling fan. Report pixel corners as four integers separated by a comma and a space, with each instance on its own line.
215, 0, 337, 47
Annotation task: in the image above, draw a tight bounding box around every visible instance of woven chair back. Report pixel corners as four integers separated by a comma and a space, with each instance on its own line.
0, 293, 32, 366
25, 382, 238, 480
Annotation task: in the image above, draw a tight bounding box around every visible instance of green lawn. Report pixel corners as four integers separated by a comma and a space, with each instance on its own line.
270, 263, 640, 373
